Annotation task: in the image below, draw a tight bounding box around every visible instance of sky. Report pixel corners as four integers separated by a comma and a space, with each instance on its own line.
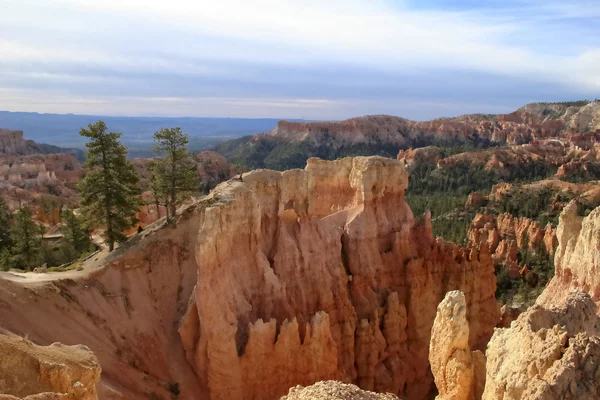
1, 0, 599, 120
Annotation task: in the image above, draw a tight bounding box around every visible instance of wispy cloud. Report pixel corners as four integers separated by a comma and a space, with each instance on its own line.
0, 0, 598, 119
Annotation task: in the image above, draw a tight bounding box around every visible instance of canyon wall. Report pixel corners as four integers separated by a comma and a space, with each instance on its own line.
0, 205, 207, 399
538, 201, 600, 309
180, 156, 499, 400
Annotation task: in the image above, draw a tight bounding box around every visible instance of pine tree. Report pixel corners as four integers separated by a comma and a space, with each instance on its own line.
151, 128, 199, 223
77, 121, 141, 251
60, 208, 92, 254
11, 206, 42, 270
0, 198, 11, 251
0, 248, 10, 271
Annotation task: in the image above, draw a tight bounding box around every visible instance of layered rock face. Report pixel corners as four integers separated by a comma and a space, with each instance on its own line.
0, 334, 101, 399
271, 102, 600, 150
180, 156, 499, 400
538, 201, 600, 308
483, 292, 600, 399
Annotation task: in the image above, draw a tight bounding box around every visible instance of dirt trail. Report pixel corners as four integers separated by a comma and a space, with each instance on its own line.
1, 233, 111, 285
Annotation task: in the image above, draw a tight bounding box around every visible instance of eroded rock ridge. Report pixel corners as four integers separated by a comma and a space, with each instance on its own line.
180, 156, 499, 400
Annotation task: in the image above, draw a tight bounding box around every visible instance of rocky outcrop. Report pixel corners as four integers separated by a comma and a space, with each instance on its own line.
483, 292, 600, 399
429, 291, 474, 400
465, 193, 485, 209
280, 381, 399, 400
180, 156, 499, 400
468, 213, 557, 277
0, 153, 83, 211
538, 201, 600, 308
0, 334, 101, 400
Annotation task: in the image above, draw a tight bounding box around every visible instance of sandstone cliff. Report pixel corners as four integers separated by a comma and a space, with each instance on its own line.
538, 201, 600, 308
272, 102, 600, 149
0, 334, 101, 400
180, 156, 499, 400
483, 292, 600, 399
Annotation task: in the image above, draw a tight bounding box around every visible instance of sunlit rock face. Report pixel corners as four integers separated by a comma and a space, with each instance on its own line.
180, 156, 498, 400
483, 292, 600, 400
0, 334, 101, 400
538, 201, 600, 310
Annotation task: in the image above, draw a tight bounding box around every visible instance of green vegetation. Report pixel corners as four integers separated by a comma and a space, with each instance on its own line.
497, 185, 565, 226
150, 127, 199, 223
215, 132, 501, 171
496, 241, 555, 306
539, 100, 590, 108
77, 121, 142, 251
11, 206, 42, 270
0, 198, 11, 252
559, 162, 600, 183
407, 159, 554, 197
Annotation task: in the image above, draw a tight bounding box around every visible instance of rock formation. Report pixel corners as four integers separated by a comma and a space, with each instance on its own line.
483, 291, 600, 399
0, 334, 101, 400
0, 152, 83, 211
538, 201, 600, 308
468, 213, 557, 277
429, 291, 474, 400
179, 156, 499, 400
280, 381, 399, 400
271, 102, 600, 149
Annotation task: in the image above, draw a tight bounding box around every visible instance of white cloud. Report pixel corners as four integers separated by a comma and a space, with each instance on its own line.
0, 0, 599, 117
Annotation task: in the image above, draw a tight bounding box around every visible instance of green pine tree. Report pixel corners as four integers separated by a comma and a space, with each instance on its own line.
11, 206, 42, 270
151, 127, 199, 223
77, 121, 142, 251
60, 208, 92, 253
0, 248, 11, 271
0, 198, 11, 251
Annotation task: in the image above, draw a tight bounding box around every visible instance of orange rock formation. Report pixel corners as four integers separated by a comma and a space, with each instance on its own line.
429, 291, 476, 400
468, 213, 557, 277
0, 334, 101, 400
538, 201, 600, 309
483, 292, 600, 399
180, 156, 499, 400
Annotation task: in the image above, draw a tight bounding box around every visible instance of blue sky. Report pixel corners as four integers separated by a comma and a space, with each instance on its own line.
1, 0, 598, 120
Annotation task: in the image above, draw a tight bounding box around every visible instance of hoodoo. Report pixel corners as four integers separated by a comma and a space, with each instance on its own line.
180, 156, 498, 400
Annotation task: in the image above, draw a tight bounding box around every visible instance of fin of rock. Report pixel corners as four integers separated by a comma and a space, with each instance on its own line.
180, 156, 499, 400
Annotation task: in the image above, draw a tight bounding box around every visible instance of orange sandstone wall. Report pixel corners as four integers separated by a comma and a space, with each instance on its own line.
180, 156, 499, 400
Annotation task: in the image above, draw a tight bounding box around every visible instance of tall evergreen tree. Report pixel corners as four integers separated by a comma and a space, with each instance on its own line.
77, 121, 141, 251
11, 206, 42, 270
60, 208, 92, 253
0, 198, 11, 251
151, 127, 198, 223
